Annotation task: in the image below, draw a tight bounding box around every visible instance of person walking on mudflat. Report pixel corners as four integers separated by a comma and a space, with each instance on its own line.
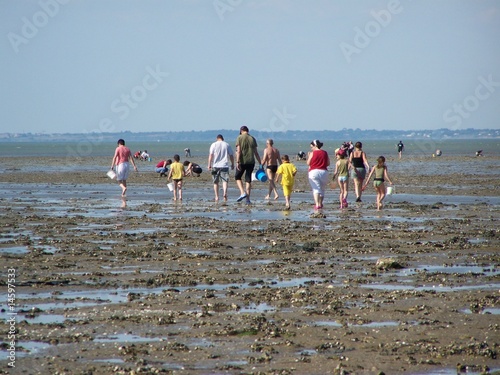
333, 148, 351, 209
167, 154, 186, 201
307, 139, 330, 210
208, 134, 234, 202
261, 138, 281, 200
397, 140, 404, 159
363, 156, 393, 211
110, 138, 138, 197
235, 125, 261, 205
275, 155, 297, 210
349, 141, 370, 202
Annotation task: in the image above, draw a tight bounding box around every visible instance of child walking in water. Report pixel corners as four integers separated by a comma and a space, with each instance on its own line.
333, 149, 351, 208
275, 155, 297, 210
363, 156, 393, 210
167, 154, 186, 201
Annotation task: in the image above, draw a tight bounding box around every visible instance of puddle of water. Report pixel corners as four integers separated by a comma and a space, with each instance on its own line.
1, 277, 322, 311
94, 358, 125, 364
410, 368, 500, 375
397, 265, 499, 277
315, 321, 399, 328
94, 333, 162, 343
20, 314, 68, 324
461, 307, 500, 315
361, 283, 500, 292
33, 245, 58, 253
15, 341, 53, 356
0, 246, 30, 254
314, 321, 342, 328
239, 303, 276, 313
468, 238, 489, 244
355, 321, 399, 328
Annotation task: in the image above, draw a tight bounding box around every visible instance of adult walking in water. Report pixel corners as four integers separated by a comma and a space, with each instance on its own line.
397, 140, 404, 159
349, 141, 370, 202
261, 138, 281, 200
208, 134, 234, 202
235, 125, 261, 204
307, 139, 330, 210
110, 139, 138, 197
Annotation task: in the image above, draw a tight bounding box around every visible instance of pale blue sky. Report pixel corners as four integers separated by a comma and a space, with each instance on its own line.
1, 0, 499, 134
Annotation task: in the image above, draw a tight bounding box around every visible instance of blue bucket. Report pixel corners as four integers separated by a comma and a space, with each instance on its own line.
255, 168, 268, 182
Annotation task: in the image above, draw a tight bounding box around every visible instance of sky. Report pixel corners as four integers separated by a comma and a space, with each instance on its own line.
1, 0, 499, 135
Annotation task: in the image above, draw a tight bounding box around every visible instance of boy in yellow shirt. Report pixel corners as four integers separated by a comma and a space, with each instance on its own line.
275, 155, 297, 210
167, 154, 186, 201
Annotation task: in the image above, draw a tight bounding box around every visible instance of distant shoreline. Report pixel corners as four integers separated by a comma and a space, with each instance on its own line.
0, 128, 498, 143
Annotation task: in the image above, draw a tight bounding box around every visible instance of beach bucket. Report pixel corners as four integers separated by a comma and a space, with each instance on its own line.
386, 185, 394, 195
255, 168, 268, 182
167, 182, 174, 191
107, 170, 116, 179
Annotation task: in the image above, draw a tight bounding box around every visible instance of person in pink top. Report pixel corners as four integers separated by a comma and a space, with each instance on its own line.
110, 139, 138, 197
307, 139, 330, 210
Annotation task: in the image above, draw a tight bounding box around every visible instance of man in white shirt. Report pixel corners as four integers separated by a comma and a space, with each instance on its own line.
208, 134, 234, 202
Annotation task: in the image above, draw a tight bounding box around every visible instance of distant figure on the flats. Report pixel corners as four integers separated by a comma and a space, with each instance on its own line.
476, 150, 483, 157
140, 150, 150, 161
397, 141, 404, 159
184, 148, 191, 157
296, 151, 306, 161
155, 159, 172, 177
184, 161, 202, 177
134, 150, 141, 159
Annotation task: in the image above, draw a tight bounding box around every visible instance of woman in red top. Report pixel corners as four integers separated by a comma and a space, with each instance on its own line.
110, 139, 138, 197
307, 139, 330, 210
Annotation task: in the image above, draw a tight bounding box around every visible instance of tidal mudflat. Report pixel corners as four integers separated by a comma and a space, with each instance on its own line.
0, 155, 499, 375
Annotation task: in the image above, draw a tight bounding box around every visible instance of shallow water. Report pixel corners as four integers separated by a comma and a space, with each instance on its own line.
1, 183, 498, 223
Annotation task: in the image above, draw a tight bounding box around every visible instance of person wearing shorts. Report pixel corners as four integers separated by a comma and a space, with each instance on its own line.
234, 126, 261, 204
208, 134, 234, 202
349, 141, 370, 202
110, 139, 138, 197
333, 149, 351, 209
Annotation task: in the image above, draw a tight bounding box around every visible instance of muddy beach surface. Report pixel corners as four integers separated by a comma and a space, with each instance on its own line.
1, 155, 499, 375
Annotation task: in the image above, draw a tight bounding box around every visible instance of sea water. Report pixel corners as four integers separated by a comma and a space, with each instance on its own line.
0, 138, 499, 159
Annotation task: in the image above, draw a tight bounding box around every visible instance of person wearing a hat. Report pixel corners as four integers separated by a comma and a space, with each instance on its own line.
235, 126, 261, 204
307, 139, 330, 210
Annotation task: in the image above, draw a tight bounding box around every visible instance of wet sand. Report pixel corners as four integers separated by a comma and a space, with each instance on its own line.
0, 155, 499, 375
